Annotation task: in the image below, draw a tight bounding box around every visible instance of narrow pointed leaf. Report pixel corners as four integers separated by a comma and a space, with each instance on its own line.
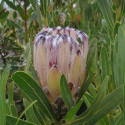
29, 0, 43, 28
8, 82, 14, 105
23, 98, 41, 125
2, 64, 11, 91
67, 77, 108, 125
4, 0, 16, 10
65, 73, 95, 122
16, 100, 37, 125
65, 98, 84, 122
6, 115, 36, 125
97, 0, 114, 30
79, 39, 97, 99
0, 11, 9, 20
85, 85, 124, 125
60, 74, 73, 110
12, 71, 55, 122
0, 75, 6, 125
100, 47, 109, 81
29, 63, 39, 84
16, 5, 25, 20
10, 105, 18, 117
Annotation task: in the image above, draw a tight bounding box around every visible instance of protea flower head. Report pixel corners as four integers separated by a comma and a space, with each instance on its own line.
34, 26, 89, 103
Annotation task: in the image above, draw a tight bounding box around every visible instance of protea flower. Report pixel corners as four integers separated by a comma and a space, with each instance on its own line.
34, 26, 89, 104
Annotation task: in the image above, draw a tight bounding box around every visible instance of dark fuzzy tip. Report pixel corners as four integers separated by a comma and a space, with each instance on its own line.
40, 36, 46, 44
61, 106, 68, 114
43, 87, 50, 95
62, 34, 67, 40
67, 25, 71, 28
74, 87, 80, 97
52, 27, 56, 30
45, 26, 49, 28
68, 82, 74, 90
52, 104, 57, 111
83, 35, 88, 41
42, 31, 48, 35
76, 49, 81, 55
53, 65, 57, 68
58, 33, 62, 37
55, 96, 64, 105
79, 31, 84, 34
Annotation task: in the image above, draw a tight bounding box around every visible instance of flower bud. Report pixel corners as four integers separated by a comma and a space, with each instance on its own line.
34, 26, 89, 103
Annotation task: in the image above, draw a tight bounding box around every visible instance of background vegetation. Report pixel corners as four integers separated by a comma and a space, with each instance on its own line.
0, 0, 125, 125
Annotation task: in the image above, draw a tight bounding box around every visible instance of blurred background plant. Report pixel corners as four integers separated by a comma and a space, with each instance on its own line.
0, 0, 125, 125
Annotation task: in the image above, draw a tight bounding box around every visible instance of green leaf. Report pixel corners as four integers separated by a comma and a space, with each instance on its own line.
23, 98, 41, 125
0, 11, 9, 20
24, 42, 32, 72
65, 98, 84, 122
121, 0, 125, 16
30, 12, 37, 22
117, 27, 125, 85
79, 73, 95, 100
0, 75, 6, 125
12, 71, 55, 122
79, 0, 86, 13
85, 85, 124, 125
79, 39, 97, 99
6, 103, 11, 115
13, 11, 17, 19
16, 100, 37, 125
7, 19, 21, 29
6, 115, 36, 125
85, 39, 97, 80
67, 77, 108, 125
114, 112, 124, 125
114, 26, 125, 87
99, 116, 110, 125
87, 80, 97, 98
82, 94, 91, 108
97, 0, 114, 30
57, 101, 61, 119
101, 19, 107, 30
33, 106, 50, 125
60, 74, 73, 110
29, 0, 36, 11
40, 0, 46, 16
46, 11, 52, 25
83, 92, 95, 107
29, 0, 43, 28
100, 46, 109, 81
2, 64, 11, 91
29, 63, 39, 84
8, 82, 14, 105
16, 5, 25, 20
114, 22, 121, 37
10, 105, 18, 117
4, 0, 16, 10
124, 84, 125, 125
